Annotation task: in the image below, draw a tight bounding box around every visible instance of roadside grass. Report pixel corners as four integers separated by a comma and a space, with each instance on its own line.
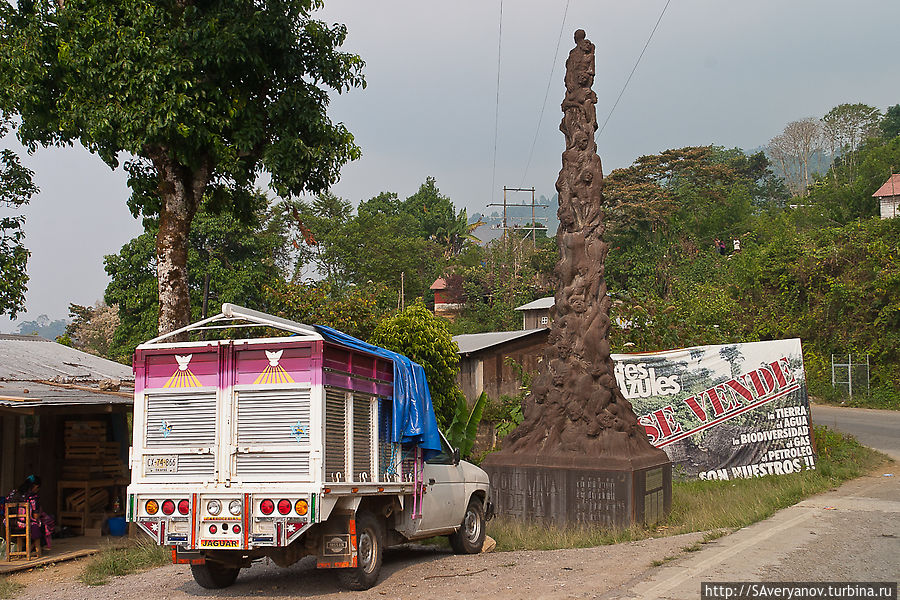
0, 577, 24, 600
486, 425, 887, 551
79, 537, 170, 586
811, 387, 900, 411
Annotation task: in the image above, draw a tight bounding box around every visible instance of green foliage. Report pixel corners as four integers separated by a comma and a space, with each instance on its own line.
0, 0, 365, 203
446, 391, 487, 458
806, 136, 900, 223
881, 104, 900, 140
370, 301, 461, 428
450, 233, 557, 334
265, 279, 394, 340
285, 183, 454, 300
483, 394, 524, 440
0, 117, 37, 318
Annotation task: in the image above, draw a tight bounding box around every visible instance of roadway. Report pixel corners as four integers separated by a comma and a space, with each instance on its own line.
606, 403, 900, 599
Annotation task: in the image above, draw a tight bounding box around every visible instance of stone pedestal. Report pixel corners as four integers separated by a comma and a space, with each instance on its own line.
483, 453, 671, 527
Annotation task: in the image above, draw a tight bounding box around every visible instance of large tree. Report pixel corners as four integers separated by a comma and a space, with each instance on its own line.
0, 0, 364, 336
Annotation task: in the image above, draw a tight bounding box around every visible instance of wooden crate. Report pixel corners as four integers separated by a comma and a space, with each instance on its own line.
65, 487, 109, 513
64, 421, 106, 440
64, 441, 105, 461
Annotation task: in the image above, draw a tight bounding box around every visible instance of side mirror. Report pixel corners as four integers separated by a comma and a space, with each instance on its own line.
452, 448, 461, 465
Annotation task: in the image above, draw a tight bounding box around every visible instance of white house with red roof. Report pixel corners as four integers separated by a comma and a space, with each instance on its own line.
872, 174, 900, 219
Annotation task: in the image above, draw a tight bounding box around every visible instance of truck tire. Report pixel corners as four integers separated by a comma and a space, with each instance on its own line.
336, 510, 385, 590
449, 496, 486, 554
190, 561, 240, 589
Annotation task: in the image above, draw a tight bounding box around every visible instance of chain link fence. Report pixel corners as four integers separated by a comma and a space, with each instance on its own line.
831, 354, 870, 398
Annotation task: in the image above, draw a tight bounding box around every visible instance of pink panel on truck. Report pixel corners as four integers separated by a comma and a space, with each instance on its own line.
141, 349, 219, 390
322, 343, 393, 397
234, 342, 318, 386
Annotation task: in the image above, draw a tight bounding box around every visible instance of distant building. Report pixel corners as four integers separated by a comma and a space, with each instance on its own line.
513, 296, 554, 330
453, 329, 549, 403
430, 275, 464, 320
873, 174, 900, 219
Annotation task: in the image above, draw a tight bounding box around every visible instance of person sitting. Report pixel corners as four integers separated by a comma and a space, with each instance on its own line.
6, 475, 54, 550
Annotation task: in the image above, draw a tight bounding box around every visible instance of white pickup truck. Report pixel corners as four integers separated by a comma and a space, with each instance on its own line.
127, 304, 492, 590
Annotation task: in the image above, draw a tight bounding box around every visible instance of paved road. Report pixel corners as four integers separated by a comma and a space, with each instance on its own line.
604, 404, 900, 599
811, 404, 900, 460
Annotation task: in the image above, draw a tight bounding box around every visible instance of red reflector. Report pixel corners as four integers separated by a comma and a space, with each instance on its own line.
233, 525, 241, 534
277, 499, 291, 515
260, 499, 275, 515
209, 524, 217, 534
177, 499, 190, 515
161, 500, 176, 515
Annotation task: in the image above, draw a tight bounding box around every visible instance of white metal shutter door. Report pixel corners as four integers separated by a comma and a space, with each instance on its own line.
352, 394, 374, 482
324, 389, 347, 482
234, 388, 312, 481
144, 391, 217, 477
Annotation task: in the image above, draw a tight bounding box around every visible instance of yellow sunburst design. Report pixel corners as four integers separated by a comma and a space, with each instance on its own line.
253, 350, 295, 384
163, 354, 202, 389
253, 364, 295, 385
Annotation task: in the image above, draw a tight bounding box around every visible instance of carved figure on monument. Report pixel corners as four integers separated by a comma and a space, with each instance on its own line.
482, 30, 672, 527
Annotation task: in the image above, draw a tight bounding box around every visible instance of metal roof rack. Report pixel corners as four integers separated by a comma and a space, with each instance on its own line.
139, 303, 322, 346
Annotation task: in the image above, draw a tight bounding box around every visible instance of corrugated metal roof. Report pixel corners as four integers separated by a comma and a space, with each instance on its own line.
0, 335, 133, 382
453, 329, 548, 354
514, 297, 554, 311
0, 380, 132, 410
872, 174, 900, 198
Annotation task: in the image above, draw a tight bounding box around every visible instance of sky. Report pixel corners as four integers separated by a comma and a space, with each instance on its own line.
2, 0, 899, 332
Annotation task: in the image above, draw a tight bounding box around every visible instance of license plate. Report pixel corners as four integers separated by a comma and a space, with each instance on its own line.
146, 455, 178, 474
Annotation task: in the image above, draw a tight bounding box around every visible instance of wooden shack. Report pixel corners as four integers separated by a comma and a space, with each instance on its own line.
0, 334, 133, 536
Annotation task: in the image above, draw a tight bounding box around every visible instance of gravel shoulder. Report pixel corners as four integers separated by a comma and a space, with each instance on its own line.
7, 532, 705, 600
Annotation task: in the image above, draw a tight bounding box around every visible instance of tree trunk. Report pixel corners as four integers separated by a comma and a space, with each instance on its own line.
149, 148, 210, 339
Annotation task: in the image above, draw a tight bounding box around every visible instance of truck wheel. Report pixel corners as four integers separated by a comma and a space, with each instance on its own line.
190, 561, 240, 589
337, 511, 385, 590
449, 496, 486, 554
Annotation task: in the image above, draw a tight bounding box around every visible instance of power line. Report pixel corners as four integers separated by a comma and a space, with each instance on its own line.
596, 0, 671, 140
489, 0, 504, 205
520, 0, 571, 186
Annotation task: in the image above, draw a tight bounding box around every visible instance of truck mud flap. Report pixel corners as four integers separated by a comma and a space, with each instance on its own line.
315, 511, 357, 569
172, 547, 205, 565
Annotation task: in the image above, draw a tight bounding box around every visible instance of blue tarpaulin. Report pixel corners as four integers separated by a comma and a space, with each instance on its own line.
313, 325, 442, 457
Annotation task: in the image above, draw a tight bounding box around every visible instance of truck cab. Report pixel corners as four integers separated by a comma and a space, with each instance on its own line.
127, 304, 490, 590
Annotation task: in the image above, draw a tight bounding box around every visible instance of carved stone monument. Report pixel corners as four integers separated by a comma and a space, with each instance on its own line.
482, 30, 672, 527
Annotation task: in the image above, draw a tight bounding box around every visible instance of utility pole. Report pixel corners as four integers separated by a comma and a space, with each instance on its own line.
487, 186, 549, 244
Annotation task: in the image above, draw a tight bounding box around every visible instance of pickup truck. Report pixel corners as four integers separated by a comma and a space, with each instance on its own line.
127, 304, 491, 590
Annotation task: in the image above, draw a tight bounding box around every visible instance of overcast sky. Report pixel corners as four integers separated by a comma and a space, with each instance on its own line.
2, 0, 898, 332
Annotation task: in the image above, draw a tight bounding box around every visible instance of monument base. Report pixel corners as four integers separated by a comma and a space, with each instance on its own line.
482, 453, 672, 528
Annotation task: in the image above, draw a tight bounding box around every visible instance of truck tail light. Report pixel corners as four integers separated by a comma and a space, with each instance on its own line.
145, 499, 159, 515
295, 499, 308, 516
177, 499, 190, 515
277, 499, 292, 515
260, 499, 275, 515
161, 500, 176, 515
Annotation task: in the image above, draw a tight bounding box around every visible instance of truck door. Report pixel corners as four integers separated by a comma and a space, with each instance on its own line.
416, 433, 466, 534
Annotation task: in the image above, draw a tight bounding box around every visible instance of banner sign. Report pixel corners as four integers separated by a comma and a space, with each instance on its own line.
612, 339, 816, 480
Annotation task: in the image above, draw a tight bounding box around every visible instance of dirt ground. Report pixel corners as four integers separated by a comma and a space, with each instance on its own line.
6, 532, 705, 600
